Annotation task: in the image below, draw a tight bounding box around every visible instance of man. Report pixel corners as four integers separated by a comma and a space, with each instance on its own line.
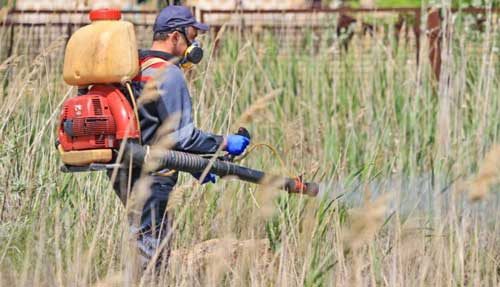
109, 6, 250, 266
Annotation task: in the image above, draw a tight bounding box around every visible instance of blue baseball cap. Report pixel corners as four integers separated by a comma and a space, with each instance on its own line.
153, 6, 209, 33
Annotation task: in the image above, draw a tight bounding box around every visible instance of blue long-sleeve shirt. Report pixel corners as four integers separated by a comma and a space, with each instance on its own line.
108, 50, 219, 225
130, 50, 223, 153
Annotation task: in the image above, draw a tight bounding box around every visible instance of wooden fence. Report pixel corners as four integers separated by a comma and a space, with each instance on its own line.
1, 7, 499, 79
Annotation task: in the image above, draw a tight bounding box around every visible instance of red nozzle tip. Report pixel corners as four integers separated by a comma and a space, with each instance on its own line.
294, 178, 306, 192
89, 9, 122, 21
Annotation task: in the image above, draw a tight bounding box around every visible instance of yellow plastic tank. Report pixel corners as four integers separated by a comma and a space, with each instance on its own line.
63, 9, 139, 86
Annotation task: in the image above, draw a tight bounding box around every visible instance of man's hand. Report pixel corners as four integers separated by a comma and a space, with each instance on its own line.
192, 172, 216, 184
225, 135, 250, 155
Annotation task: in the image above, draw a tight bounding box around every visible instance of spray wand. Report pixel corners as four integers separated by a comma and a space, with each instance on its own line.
61, 127, 321, 197
123, 141, 320, 197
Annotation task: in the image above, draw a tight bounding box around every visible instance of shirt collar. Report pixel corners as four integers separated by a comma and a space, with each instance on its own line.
139, 49, 178, 65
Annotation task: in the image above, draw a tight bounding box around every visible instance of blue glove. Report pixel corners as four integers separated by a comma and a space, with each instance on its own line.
225, 135, 250, 155
192, 172, 216, 184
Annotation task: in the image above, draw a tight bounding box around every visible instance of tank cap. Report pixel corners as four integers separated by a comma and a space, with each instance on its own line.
89, 9, 122, 21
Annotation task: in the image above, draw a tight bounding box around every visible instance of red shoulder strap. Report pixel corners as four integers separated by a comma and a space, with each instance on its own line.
133, 57, 170, 82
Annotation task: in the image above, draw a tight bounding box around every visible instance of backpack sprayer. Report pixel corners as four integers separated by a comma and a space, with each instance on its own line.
56, 9, 321, 197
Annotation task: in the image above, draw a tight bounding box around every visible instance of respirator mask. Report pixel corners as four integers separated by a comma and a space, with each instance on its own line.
177, 28, 203, 69
181, 40, 203, 69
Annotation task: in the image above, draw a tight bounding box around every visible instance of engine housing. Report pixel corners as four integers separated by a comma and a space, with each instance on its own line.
58, 85, 140, 153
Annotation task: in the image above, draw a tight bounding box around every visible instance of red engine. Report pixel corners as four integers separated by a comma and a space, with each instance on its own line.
58, 85, 140, 151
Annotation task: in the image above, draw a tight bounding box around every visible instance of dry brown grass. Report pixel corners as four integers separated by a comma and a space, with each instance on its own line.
469, 145, 500, 201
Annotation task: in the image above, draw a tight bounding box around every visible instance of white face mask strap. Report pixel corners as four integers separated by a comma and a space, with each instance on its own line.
144, 145, 151, 162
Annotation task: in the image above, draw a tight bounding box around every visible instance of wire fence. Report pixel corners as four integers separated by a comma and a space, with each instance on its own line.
0, 7, 499, 79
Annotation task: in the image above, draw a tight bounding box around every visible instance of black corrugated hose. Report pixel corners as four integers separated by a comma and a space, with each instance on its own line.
125, 142, 319, 196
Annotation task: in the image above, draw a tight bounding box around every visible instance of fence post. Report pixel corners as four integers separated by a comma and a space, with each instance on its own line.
427, 8, 441, 81
66, 23, 72, 44
7, 23, 14, 58
414, 9, 421, 65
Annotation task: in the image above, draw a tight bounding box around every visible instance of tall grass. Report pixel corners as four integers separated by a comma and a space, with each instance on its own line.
0, 10, 499, 286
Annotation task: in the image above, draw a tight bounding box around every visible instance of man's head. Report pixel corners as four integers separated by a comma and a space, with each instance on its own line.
151, 6, 208, 62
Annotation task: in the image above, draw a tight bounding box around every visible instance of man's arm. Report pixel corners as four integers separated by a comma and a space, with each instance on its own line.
155, 66, 225, 154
